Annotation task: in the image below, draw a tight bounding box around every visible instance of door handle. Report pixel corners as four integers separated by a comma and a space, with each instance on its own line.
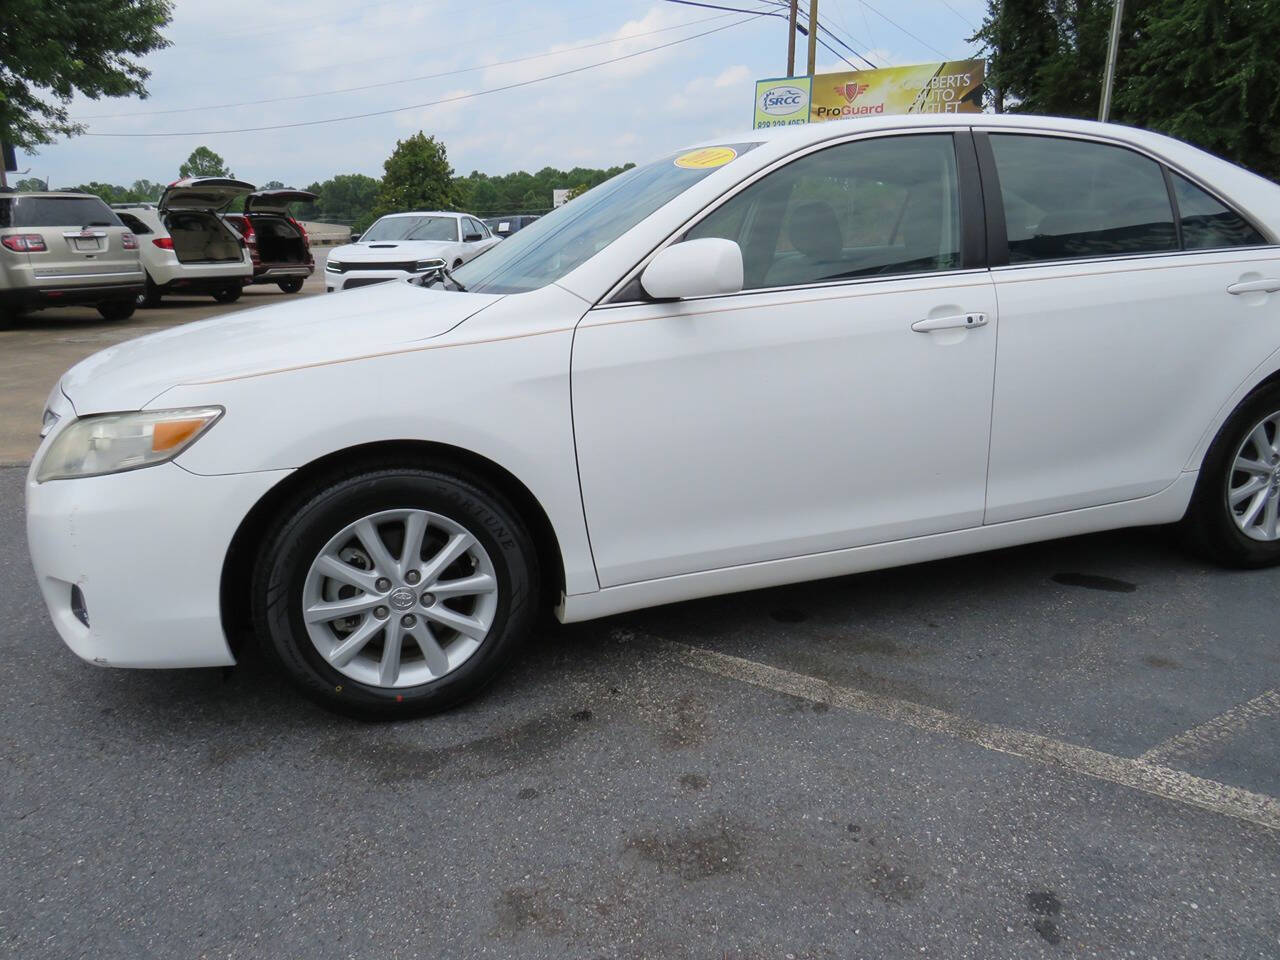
1227, 279, 1280, 295
911, 312, 988, 333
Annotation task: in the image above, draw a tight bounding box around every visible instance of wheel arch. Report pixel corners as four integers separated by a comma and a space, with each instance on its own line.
219, 439, 567, 657
1186, 352, 1280, 474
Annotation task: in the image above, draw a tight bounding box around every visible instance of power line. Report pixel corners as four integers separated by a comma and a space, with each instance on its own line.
756, 0, 878, 69
933, 0, 979, 31
82, 16, 764, 138
75, 11, 737, 119
858, 1, 948, 58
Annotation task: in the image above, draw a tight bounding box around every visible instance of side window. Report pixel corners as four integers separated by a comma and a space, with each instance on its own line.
686, 134, 961, 290
467, 217, 487, 239
1171, 173, 1265, 250
989, 134, 1176, 263
116, 212, 151, 234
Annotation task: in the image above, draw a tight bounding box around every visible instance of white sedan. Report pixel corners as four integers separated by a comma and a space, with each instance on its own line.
26, 113, 1280, 717
324, 210, 500, 292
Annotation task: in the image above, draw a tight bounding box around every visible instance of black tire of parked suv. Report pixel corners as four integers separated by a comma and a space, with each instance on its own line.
277, 279, 305, 294
0, 306, 13, 330
1180, 380, 1280, 567
136, 276, 161, 309
97, 299, 137, 322
252, 467, 540, 718
213, 287, 243, 304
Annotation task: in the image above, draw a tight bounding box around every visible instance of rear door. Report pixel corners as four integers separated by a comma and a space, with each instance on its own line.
15, 195, 139, 286
977, 130, 1280, 523
244, 189, 317, 215
159, 178, 256, 213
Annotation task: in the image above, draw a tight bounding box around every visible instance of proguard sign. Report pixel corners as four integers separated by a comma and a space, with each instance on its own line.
753, 61, 985, 129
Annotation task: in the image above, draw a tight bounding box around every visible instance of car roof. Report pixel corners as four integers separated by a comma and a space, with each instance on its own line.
378, 211, 463, 219
5, 191, 109, 200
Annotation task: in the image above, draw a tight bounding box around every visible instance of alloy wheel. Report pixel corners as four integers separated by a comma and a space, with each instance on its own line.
301, 508, 499, 688
1227, 410, 1280, 541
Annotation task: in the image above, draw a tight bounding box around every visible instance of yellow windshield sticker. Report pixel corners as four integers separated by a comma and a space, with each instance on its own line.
674, 146, 738, 169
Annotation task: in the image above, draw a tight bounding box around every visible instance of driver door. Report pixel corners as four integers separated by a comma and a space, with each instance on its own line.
572, 132, 998, 587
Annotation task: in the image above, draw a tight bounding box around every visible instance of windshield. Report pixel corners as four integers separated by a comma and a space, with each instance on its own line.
362, 215, 457, 242
7, 196, 122, 228
452, 143, 759, 294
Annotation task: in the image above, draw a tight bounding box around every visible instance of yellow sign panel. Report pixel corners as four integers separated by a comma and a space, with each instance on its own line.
674, 146, 738, 169
754, 61, 985, 129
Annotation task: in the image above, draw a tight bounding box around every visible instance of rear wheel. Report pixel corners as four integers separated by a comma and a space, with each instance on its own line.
213, 286, 242, 303
136, 276, 161, 309
1180, 382, 1280, 567
253, 467, 539, 718
97, 299, 136, 322
277, 279, 304, 294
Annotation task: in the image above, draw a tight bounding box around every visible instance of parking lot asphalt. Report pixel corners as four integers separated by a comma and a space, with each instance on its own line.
2, 454, 1278, 957
0, 249, 328, 466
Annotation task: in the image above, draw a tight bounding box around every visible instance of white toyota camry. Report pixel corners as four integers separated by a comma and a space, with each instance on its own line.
26, 114, 1280, 717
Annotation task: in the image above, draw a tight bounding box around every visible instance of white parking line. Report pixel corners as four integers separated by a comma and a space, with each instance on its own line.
1140, 689, 1280, 765
637, 635, 1280, 833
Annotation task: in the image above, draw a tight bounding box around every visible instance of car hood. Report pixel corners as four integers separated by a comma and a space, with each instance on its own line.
59, 280, 502, 414
331, 240, 457, 263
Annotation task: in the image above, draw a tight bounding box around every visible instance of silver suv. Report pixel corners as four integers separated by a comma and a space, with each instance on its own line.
0, 190, 145, 326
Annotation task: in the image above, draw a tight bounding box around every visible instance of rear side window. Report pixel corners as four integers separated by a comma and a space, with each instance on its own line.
115, 212, 152, 234
989, 135, 1176, 263
1171, 173, 1265, 250
11, 196, 122, 228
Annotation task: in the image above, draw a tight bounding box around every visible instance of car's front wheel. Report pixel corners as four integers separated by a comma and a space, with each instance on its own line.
1181, 381, 1280, 567
213, 287, 243, 303
253, 467, 539, 717
97, 299, 136, 322
277, 279, 304, 294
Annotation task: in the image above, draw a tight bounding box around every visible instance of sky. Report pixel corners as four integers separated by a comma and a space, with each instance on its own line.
16, 0, 990, 190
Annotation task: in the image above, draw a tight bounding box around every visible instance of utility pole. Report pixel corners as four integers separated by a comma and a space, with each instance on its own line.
806, 0, 819, 75
1098, 0, 1125, 122
786, 0, 798, 76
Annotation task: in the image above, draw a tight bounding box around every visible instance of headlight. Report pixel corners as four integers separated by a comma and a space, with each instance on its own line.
325, 259, 342, 272
36, 407, 223, 482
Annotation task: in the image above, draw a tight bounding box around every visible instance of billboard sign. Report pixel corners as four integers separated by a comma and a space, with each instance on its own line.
753, 60, 985, 129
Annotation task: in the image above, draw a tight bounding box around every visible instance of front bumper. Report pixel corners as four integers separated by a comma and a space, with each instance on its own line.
26, 460, 291, 668
325, 268, 418, 293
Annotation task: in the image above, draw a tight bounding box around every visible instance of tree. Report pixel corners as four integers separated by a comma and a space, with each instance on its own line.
260, 179, 286, 190
14, 177, 47, 191
130, 178, 163, 201
179, 145, 231, 179
971, 0, 1280, 181
372, 132, 458, 217
1116, 0, 1280, 181
1, 1, 172, 150
970, 0, 1147, 117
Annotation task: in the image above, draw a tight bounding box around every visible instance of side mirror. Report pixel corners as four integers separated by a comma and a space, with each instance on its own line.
348, 232, 361, 243
640, 238, 743, 300
464, 232, 483, 242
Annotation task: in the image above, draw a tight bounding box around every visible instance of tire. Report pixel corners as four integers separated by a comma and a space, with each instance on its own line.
213, 286, 242, 303
97, 299, 136, 322
136, 276, 161, 309
277, 279, 304, 294
252, 467, 539, 718
1180, 381, 1280, 567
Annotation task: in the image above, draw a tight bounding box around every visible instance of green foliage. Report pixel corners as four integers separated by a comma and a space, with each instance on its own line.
296, 173, 382, 230
14, 177, 48, 191
0, 0, 172, 150
454, 163, 635, 215
260, 179, 286, 190
130, 178, 163, 201
1116, 0, 1280, 181
372, 132, 458, 218
970, 0, 1280, 180
179, 145, 231, 179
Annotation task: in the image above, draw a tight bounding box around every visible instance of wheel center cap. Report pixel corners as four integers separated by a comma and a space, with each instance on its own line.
388, 587, 416, 610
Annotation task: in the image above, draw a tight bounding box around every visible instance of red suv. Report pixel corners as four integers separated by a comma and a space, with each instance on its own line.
222, 189, 316, 293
